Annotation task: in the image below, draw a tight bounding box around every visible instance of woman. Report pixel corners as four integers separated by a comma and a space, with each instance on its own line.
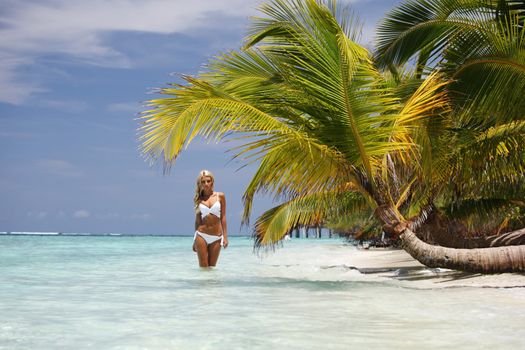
193, 170, 228, 267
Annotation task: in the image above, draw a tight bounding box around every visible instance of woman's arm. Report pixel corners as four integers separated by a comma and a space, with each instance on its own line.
193, 212, 200, 252
220, 192, 228, 248
195, 212, 201, 231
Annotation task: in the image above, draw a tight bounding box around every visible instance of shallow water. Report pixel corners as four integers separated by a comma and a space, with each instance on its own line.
1, 236, 524, 349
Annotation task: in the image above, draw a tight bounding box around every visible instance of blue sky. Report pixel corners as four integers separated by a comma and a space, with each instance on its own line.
0, 0, 401, 235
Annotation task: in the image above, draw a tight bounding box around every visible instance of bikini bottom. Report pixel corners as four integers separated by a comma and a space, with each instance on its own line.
194, 231, 223, 246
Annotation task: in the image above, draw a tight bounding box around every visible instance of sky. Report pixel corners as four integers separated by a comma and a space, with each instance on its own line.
0, 0, 401, 235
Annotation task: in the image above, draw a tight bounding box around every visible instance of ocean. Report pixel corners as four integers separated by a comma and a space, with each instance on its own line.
1, 235, 524, 349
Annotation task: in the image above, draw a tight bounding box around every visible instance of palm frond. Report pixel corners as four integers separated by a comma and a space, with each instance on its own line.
254, 190, 369, 247
375, 0, 491, 69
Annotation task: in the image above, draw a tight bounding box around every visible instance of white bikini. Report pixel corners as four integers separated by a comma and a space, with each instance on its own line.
194, 193, 223, 246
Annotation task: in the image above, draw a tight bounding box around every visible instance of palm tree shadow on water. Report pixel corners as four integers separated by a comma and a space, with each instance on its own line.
368, 268, 525, 288
320, 261, 497, 283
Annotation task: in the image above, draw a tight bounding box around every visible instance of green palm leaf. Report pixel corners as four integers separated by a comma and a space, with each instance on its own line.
254, 191, 369, 246
375, 0, 493, 69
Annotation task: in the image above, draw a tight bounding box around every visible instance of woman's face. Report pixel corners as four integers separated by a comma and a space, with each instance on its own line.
201, 176, 213, 192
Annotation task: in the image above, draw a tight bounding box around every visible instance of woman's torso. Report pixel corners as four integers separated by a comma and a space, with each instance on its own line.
197, 192, 222, 235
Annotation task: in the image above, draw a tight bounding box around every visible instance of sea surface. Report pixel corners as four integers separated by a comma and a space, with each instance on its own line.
1, 235, 524, 349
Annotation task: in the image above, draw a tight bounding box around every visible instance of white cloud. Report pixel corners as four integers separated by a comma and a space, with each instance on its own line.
73, 210, 91, 218
0, 55, 47, 105
0, 0, 385, 105
35, 159, 85, 177
0, 0, 261, 104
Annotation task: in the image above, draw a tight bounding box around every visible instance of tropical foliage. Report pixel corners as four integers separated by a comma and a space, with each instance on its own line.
140, 0, 525, 272
376, 0, 525, 238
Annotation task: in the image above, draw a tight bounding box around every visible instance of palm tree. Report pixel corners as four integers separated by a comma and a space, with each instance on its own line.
375, 0, 525, 248
140, 0, 525, 273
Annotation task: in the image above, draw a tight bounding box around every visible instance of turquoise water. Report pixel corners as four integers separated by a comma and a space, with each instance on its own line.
1, 236, 524, 349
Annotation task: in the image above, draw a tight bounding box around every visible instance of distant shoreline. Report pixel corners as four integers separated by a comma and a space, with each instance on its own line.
0, 232, 338, 238
0, 232, 249, 237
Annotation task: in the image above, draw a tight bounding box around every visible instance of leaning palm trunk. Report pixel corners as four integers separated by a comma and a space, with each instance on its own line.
379, 207, 525, 273
400, 229, 525, 273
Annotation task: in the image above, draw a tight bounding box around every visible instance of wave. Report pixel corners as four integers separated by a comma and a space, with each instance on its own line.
0, 231, 112, 236
0, 232, 198, 237
2, 231, 61, 235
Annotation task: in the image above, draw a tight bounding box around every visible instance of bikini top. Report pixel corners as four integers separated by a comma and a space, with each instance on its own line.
199, 193, 221, 219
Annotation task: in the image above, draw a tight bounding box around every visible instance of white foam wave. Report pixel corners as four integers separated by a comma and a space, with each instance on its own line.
252, 241, 392, 283
8, 231, 60, 235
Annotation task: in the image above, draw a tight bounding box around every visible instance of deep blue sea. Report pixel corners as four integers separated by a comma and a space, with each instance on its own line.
1, 235, 524, 349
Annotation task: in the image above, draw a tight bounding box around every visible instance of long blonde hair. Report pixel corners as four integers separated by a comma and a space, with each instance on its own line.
194, 170, 215, 212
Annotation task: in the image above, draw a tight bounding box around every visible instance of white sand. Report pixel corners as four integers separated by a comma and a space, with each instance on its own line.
346, 248, 525, 289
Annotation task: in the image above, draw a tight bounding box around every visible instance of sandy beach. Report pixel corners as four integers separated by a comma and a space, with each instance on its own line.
345, 247, 525, 289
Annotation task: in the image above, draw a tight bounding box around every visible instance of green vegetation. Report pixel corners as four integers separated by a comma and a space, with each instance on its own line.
140, 0, 525, 273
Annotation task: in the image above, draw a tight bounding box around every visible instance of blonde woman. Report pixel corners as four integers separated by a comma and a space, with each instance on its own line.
193, 170, 228, 267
